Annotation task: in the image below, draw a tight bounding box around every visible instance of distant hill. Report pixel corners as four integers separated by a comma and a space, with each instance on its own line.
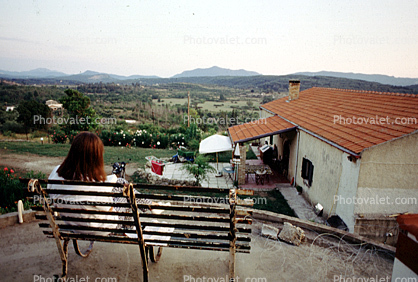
0, 68, 68, 78
172, 66, 260, 78
294, 71, 418, 87
56, 70, 160, 83
0, 69, 159, 83
130, 75, 418, 94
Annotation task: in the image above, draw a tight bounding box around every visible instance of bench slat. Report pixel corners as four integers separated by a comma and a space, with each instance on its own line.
40, 227, 251, 242
36, 203, 231, 214
35, 212, 252, 224
24, 178, 231, 194
40, 230, 251, 252
41, 189, 233, 205
39, 220, 251, 233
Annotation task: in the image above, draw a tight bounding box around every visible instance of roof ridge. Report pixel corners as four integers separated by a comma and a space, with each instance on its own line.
310, 87, 417, 97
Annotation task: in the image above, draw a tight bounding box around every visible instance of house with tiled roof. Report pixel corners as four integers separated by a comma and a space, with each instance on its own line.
228, 80, 418, 240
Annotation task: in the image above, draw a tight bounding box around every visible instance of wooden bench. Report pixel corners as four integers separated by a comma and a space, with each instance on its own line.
22, 178, 253, 281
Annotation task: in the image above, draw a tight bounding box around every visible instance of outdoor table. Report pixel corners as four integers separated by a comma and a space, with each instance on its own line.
245, 165, 272, 183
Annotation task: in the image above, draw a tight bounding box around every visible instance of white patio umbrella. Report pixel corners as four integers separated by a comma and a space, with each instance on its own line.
199, 134, 233, 175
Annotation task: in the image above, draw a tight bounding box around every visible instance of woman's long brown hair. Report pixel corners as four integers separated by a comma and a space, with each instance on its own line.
57, 132, 107, 182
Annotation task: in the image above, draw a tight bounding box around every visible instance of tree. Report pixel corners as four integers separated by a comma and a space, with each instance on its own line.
261, 95, 274, 104
181, 154, 216, 186
59, 89, 98, 133
16, 100, 51, 139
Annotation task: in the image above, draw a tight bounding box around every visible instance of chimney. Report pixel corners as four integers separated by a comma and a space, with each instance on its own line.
288, 79, 300, 101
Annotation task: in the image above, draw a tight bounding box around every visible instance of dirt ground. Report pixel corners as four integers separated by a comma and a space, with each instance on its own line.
0, 150, 395, 281
0, 149, 140, 178
0, 219, 394, 282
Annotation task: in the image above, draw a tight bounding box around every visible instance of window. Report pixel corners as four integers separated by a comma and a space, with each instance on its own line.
301, 158, 314, 187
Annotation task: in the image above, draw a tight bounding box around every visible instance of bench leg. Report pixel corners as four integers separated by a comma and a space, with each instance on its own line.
147, 246, 163, 263
61, 239, 69, 279
73, 240, 94, 258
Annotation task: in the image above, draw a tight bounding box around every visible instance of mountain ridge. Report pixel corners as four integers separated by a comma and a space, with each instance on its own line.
293, 71, 418, 87
172, 66, 260, 78
1, 68, 418, 89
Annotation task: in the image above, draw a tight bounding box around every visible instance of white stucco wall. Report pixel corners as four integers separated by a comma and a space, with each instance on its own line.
356, 132, 418, 215
259, 110, 273, 119
334, 153, 361, 232
295, 131, 344, 218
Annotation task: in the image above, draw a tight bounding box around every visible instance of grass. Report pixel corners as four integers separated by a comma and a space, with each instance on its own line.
0, 142, 70, 157
0, 141, 174, 168
248, 190, 297, 217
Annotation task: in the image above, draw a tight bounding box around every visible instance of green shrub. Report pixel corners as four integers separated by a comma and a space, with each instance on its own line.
2, 130, 15, 137
151, 133, 169, 149
132, 129, 152, 148
181, 154, 216, 186
50, 129, 67, 144
1, 121, 25, 134
68, 130, 79, 143
187, 138, 200, 151
169, 133, 186, 148
0, 167, 24, 214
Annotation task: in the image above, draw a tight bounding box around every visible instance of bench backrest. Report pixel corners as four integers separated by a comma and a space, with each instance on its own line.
27, 179, 253, 253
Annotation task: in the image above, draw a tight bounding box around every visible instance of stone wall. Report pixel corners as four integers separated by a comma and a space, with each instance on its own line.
238, 144, 247, 185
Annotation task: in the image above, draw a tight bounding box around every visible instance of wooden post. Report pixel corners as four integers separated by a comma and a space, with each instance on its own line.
229, 189, 237, 281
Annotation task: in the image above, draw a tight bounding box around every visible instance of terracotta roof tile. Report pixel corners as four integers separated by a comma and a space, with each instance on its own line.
228, 116, 296, 143
261, 87, 418, 154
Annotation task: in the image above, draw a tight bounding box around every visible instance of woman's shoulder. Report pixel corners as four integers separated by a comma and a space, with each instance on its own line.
49, 165, 64, 180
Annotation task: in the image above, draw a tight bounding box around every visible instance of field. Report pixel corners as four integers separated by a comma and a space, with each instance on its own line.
153, 97, 260, 112
0, 141, 174, 169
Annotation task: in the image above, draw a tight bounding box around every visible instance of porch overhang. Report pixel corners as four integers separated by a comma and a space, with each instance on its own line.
228, 115, 297, 144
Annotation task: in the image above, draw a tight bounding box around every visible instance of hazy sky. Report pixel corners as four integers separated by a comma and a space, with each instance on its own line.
1, 0, 417, 78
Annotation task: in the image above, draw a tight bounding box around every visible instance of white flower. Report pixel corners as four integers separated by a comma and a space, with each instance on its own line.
157, 141, 160, 145
142, 141, 144, 144
133, 138, 136, 141
150, 134, 152, 137
182, 142, 184, 145
118, 142, 121, 145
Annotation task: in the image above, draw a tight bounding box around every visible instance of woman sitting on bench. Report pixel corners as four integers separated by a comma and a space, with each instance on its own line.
48, 131, 119, 235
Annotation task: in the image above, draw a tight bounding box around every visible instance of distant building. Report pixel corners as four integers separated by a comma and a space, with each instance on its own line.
45, 100, 63, 115
5, 106, 15, 112
228, 80, 418, 244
